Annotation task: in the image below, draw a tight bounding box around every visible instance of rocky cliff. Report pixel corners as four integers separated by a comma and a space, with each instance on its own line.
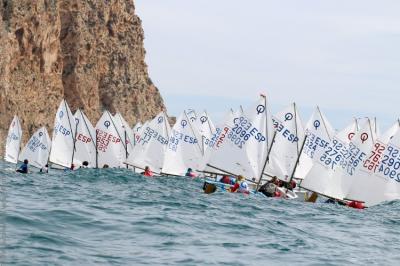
0, 0, 165, 154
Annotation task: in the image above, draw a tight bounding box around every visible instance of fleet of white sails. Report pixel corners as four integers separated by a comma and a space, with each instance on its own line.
3, 97, 400, 207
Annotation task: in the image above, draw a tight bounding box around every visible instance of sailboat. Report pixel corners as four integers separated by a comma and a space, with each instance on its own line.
95, 111, 126, 168
300, 117, 379, 203
264, 103, 305, 182
19, 127, 51, 170
125, 111, 171, 173
294, 107, 336, 180
301, 119, 358, 199
114, 113, 135, 168
49, 100, 76, 168
201, 108, 238, 175
345, 119, 400, 206
4, 115, 22, 165
205, 95, 274, 183
73, 109, 96, 168
323, 118, 376, 201
161, 111, 203, 176
195, 111, 216, 170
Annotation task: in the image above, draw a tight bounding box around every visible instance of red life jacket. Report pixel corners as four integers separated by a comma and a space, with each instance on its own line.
144, 170, 153, 177
347, 201, 365, 209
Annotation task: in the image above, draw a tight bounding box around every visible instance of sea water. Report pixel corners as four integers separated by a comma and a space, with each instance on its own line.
0, 161, 399, 266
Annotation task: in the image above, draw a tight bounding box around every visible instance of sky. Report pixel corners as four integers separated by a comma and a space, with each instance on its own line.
135, 0, 400, 131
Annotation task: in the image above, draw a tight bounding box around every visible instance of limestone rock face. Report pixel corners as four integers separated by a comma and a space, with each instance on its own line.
0, 0, 165, 155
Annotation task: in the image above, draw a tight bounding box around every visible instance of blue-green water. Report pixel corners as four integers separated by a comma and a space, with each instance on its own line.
0, 161, 399, 266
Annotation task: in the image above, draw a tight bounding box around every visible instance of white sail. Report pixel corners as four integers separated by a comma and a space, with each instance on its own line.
133, 121, 148, 147
346, 120, 400, 206
206, 96, 274, 182
73, 109, 96, 168
114, 113, 135, 162
19, 127, 51, 169
132, 122, 143, 146
201, 108, 237, 174
133, 122, 142, 132
95, 111, 125, 168
195, 111, 217, 170
378, 120, 400, 144
371, 117, 381, 138
265, 103, 305, 181
186, 109, 197, 123
4, 115, 22, 164
301, 119, 358, 198
295, 107, 335, 179
125, 112, 171, 173
196, 111, 216, 155
325, 118, 376, 200
49, 100, 76, 168
162, 112, 203, 176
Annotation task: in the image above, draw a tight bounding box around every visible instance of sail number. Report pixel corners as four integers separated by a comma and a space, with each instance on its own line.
168, 129, 198, 152
377, 144, 400, 182
363, 142, 385, 173
7, 132, 19, 142
54, 122, 71, 136
319, 139, 366, 176
303, 130, 330, 158
140, 127, 168, 146
27, 136, 47, 152
272, 118, 299, 143
227, 117, 266, 149
96, 129, 121, 152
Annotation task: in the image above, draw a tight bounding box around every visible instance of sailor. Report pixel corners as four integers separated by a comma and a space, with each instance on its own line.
185, 168, 196, 178
230, 175, 249, 194
40, 164, 49, 173
65, 163, 77, 171
219, 175, 231, 184
16, 159, 29, 174
258, 177, 278, 197
258, 176, 282, 197
143, 166, 153, 177
82, 161, 89, 168
347, 200, 365, 209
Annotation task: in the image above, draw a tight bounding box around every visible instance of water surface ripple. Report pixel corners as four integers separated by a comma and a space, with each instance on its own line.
0, 162, 399, 265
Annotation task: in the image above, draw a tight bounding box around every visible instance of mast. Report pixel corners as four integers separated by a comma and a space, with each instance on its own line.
255, 131, 277, 191
293, 102, 300, 156
124, 130, 128, 169
63, 100, 76, 168
72, 115, 79, 166
288, 135, 308, 184
255, 94, 276, 191
15, 117, 22, 169
317, 106, 332, 141
95, 129, 99, 169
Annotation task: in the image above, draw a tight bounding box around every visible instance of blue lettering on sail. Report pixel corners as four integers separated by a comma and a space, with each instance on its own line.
272, 118, 298, 143
7, 132, 19, 142
318, 138, 366, 176
140, 126, 168, 146
28, 136, 47, 152
54, 122, 71, 136
303, 130, 330, 158
378, 144, 400, 182
224, 116, 266, 149
167, 129, 198, 152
